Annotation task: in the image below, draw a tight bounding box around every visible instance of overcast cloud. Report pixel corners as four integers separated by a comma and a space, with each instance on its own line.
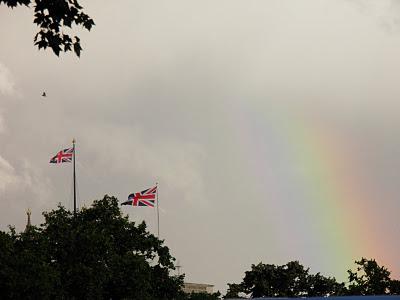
1, 0, 400, 293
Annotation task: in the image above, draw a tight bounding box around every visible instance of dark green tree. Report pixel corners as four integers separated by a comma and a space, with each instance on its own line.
306, 272, 346, 297
0, 227, 58, 299
347, 258, 391, 295
226, 261, 346, 298
239, 261, 310, 297
0, 0, 94, 56
390, 280, 400, 295
224, 283, 244, 299
0, 195, 184, 299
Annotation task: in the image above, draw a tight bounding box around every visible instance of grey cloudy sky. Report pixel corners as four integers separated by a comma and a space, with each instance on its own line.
1, 0, 400, 293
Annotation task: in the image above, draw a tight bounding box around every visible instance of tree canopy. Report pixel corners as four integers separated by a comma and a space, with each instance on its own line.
225, 258, 400, 298
1, 196, 399, 300
0, 0, 94, 56
0, 195, 184, 299
347, 258, 397, 295
225, 261, 345, 298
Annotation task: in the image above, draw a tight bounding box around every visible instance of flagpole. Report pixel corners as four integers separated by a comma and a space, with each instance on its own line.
156, 182, 160, 238
73, 139, 76, 216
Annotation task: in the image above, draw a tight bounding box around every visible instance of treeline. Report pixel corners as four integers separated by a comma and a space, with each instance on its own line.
225, 259, 400, 298
0, 196, 398, 300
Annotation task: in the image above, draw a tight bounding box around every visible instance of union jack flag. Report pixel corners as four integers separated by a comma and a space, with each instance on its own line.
50, 148, 74, 163
122, 186, 157, 207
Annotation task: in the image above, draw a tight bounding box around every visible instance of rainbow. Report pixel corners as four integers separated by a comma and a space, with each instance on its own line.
229, 103, 387, 280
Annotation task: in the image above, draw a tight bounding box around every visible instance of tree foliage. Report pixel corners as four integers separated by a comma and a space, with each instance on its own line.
226, 258, 400, 298
0, 195, 183, 299
0, 0, 94, 57
224, 283, 244, 299
306, 272, 347, 297
226, 261, 346, 298
347, 258, 395, 295
390, 280, 400, 295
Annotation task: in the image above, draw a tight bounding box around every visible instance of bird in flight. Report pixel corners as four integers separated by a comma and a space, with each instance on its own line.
42, 92, 47, 97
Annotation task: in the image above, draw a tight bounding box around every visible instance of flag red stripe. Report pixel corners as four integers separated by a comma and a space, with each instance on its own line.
135, 195, 155, 200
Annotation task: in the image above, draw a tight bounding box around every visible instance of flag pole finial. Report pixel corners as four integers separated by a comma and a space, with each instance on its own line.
72, 138, 76, 144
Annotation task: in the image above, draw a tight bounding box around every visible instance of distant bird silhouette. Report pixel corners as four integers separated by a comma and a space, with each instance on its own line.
42, 92, 47, 97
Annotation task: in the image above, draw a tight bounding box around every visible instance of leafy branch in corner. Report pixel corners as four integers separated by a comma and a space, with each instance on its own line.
1, 0, 94, 57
